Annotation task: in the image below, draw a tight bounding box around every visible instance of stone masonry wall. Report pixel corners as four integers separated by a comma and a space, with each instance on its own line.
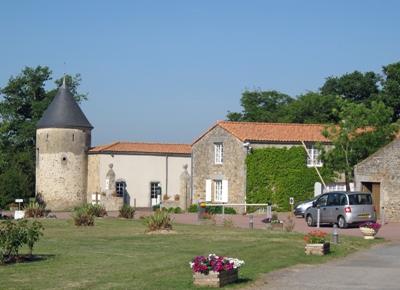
36, 128, 90, 210
355, 138, 400, 221
192, 126, 247, 213
87, 154, 100, 204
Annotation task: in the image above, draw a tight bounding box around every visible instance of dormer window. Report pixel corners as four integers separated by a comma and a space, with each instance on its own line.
215, 143, 223, 164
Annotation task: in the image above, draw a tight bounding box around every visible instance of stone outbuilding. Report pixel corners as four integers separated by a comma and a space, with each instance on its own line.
35, 77, 93, 210
354, 137, 400, 222
190, 121, 332, 213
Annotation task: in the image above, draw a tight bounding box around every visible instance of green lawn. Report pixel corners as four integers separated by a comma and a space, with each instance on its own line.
1, 218, 386, 289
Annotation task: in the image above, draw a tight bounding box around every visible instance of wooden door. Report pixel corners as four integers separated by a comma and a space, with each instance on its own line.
362, 183, 380, 218
371, 183, 380, 219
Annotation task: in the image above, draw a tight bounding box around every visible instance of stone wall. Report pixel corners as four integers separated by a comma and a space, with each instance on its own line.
87, 154, 100, 203
192, 126, 247, 213
100, 196, 124, 211
354, 138, 400, 221
36, 128, 90, 210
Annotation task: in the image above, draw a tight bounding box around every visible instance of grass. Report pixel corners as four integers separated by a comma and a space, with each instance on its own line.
1, 218, 387, 289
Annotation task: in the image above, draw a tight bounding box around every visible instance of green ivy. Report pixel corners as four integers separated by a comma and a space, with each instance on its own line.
246, 146, 335, 211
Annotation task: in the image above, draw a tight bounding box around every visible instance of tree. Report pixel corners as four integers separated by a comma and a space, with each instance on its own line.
319, 70, 381, 105
227, 89, 294, 122
317, 98, 399, 190
286, 91, 340, 124
0, 66, 87, 208
379, 61, 400, 122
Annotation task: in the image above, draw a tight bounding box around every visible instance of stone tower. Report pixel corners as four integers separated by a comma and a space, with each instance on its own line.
35, 77, 93, 210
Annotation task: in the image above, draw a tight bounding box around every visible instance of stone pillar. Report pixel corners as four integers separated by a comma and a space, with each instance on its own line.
180, 164, 191, 211
105, 163, 116, 196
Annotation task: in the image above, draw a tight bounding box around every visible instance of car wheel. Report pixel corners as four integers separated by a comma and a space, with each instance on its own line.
306, 214, 315, 227
338, 216, 348, 229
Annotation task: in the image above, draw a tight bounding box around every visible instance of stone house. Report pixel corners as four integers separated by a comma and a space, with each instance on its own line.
190, 121, 331, 213
354, 137, 400, 221
87, 142, 191, 210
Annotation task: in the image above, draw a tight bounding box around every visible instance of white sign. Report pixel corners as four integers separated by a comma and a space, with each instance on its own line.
289, 197, 294, 205
15, 199, 23, 203
14, 211, 25, 219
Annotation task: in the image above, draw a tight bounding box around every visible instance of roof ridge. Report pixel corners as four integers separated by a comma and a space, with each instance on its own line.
218, 120, 325, 127
117, 141, 190, 145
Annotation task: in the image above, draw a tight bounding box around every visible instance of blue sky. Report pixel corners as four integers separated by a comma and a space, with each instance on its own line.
1, 1, 399, 146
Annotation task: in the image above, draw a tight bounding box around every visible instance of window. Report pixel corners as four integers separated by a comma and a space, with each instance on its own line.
306, 145, 322, 167
214, 180, 222, 201
116, 181, 125, 197
215, 143, 223, 164
206, 179, 228, 202
150, 182, 159, 200
316, 194, 328, 206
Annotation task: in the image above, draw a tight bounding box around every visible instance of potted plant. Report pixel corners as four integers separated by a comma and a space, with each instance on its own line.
359, 221, 381, 239
174, 194, 180, 201
9, 203, 18, 211
261, 212, 283, 229
197, 212, 216, 226
190, 254, 245, 287
304, 230, 330, 255
163, 194, 169, 201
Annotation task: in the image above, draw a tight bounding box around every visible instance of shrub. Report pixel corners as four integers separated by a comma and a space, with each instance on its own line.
118, 204, 135, 219
206, 206, 236, 215
200, 213, 215, 220
23, 202, 46, 218
143, 210, 173, 232
70, 206, 95, 227
284, 216, 295, 232
222, 218, 235, 227
87, 204, 108, 217
168, 207, 175, 213
188, 204, 198, 213
0, 219, 44, 263
174, 207, 183, 214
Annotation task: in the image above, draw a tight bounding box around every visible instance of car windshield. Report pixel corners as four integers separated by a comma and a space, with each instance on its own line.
348, 194, 372, 205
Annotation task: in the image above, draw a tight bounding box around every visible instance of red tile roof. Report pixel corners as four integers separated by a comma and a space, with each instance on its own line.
192, 121, 331, 145
89, 142, 191, 155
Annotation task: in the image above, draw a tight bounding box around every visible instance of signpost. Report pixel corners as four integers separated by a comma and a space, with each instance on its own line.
289, 197, 294, 217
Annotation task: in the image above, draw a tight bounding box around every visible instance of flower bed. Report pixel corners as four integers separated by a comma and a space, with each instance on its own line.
304, 230, 330, 255
190, 254, 244, 287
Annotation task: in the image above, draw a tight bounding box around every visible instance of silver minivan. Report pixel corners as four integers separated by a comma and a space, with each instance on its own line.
304, 191, 377, 228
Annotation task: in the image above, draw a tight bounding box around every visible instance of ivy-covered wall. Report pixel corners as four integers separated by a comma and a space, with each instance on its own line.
246, 146, 335, 211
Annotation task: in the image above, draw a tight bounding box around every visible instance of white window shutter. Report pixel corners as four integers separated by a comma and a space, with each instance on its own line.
206, 180, 212, 201
222, 180, 228, 202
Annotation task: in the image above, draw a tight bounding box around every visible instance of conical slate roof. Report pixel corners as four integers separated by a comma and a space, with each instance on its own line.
36, 79, 93, 130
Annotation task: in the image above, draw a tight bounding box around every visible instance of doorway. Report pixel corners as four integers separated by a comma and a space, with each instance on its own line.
362, 182, 381, 218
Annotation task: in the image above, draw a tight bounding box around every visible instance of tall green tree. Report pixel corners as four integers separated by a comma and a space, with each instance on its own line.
227, 89, 294, 122
319, 70, 381, 104
0, 66, 87, 208
286, 91, 340, 124
378, 61, 400, 121
317, 98, 399, 190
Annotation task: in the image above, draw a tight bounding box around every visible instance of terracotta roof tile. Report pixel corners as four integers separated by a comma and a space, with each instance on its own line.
89, 142, 191, 155
192, 121, 331, 145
